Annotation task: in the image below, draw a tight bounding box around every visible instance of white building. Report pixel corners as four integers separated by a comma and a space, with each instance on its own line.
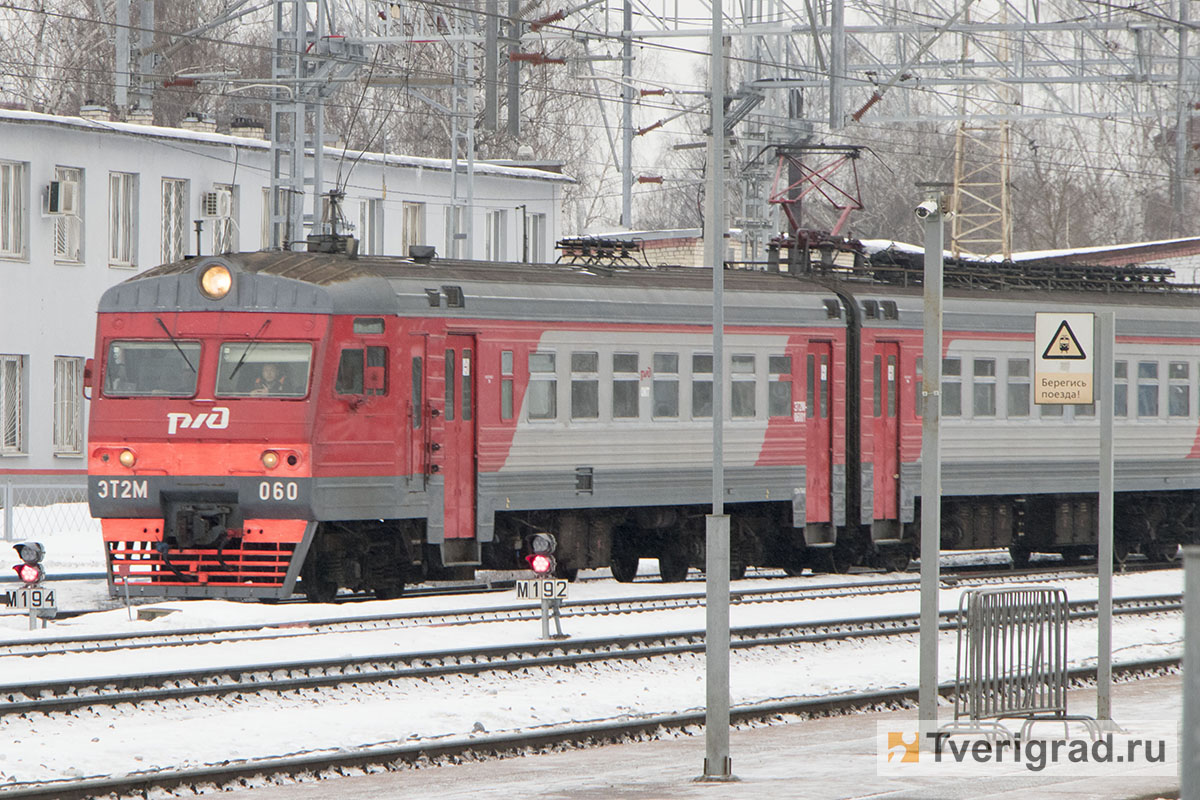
0, 108, 570, 485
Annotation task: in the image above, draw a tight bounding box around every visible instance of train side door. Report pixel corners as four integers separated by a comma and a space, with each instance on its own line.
805, 342, 834, 541
441, 334, 477, 540
407, 335, 428, 491
873, 342, 901, 532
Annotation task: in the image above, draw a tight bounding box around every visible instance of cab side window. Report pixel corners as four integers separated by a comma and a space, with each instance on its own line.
336, 349, 363, 394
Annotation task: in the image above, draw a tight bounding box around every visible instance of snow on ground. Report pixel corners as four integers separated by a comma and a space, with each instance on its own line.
0, 513, 1185, 788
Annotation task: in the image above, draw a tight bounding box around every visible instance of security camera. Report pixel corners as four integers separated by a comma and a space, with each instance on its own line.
914, 199, 939, 220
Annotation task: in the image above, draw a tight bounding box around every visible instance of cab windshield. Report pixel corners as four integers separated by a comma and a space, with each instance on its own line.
103, 340, 202, 397
216, 342, 312, 398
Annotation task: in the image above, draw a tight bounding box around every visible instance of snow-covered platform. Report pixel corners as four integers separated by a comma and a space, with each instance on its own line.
224, 675, 1181, 800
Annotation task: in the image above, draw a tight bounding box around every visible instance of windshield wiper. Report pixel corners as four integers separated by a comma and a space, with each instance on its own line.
155, 317, 196, 373
228, 319, 272, 380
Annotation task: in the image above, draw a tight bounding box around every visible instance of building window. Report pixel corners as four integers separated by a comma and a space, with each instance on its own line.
1169, 362, 1191, 417
526, 212, 546, 262
161, 178, 187, 262
53, 356, 84, 455
0, 355, 25, 454
1138, 361, 1159, 417
109, 172, 137, 267
652, 353, 679, 419
500, 350, 514, 420
0, 160, 28, 258
942, 357, 962, 417
528, 352, 556, 420
692, 353, 713, 419
1114, 361, 1128, 417
261, 186, 290, 250
212, 184, 237, 254
1007, 358, 1030, 418
53, 166, 83, 262
402, 202, 425, 257
359, 198, 383, 255
486, 209, 507, 261
613, 352, 639, 419
769, 355, 792, 418
731, 354, 756, 418
571, 352, 599, 419
972, 358, 996, 417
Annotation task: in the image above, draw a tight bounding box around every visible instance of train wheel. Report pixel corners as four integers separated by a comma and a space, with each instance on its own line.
879, 548, 911, 573
374, 583, 405, 600
1148, 542, 1180, 564
1113, 538, 1131, 566
658, 547, 689, 582
1009, 546, 1032, 569
610, 550, 639, 583
730, 560, 747, 581
827, 547, 854, 574
555, 565, 580, 581
303, 577, 338, 603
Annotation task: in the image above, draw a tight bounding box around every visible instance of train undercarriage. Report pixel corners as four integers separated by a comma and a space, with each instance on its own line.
297, 488, 1199, 600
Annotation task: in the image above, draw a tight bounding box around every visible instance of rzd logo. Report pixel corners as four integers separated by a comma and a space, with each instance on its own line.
887, 731, 920, 763
167, 407, 230, 435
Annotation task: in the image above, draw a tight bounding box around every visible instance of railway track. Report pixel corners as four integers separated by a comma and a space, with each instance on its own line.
0, 564, 1170, 658
0, 654, 1180, 800
0, 593, 1179, 717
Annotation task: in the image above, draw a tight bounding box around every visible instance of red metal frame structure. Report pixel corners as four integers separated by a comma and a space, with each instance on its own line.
768, 145, 866, 237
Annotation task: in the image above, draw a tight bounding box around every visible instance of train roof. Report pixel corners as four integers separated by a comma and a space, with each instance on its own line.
98, 251, 1199, 335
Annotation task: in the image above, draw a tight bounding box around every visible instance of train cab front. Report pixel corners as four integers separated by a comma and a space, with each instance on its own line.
87, 257, 324, 600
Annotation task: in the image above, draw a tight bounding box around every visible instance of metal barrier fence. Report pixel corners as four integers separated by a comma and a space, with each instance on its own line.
0, 478, 96, 543
952, 586, 1095, 736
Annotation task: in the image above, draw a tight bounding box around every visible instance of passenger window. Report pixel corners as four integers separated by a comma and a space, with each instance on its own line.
501, 350, 514, 421
652, 353, 678, 419
942, 357, 962, 417
613, 352, 639, 419
692, 354, 713, 419
412, 357, 423, 428
461, 349, 472, 421
444, 350, 456, 421
528, 352, 557, 420
768, 355, 791, 418
887, 355, 897, 417
1169, 362, 1190, 417
1114, 361, 1128, 417
1138, 361, 1159, 417
872, 356, 882, 418
335, 349, 364, 394
731, 354, 756, 418
1007, 359, 1030, 418
571, 352, 599, 420
973, 358, 996, 417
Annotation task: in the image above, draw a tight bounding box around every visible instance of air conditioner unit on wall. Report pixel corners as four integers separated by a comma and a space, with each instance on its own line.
44, 180, 79, 215
201, 189, 232, 218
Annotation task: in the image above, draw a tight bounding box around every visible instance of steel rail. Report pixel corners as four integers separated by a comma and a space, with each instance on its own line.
0, 564, 1168, 658
0, 655, 1181, 800
0, 594, 1179, 717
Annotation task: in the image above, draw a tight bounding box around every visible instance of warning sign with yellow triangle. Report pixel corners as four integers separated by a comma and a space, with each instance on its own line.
1041, 320, 1087, 360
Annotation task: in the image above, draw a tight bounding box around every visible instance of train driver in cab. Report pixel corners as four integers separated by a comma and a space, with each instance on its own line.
251, 363, 288, 395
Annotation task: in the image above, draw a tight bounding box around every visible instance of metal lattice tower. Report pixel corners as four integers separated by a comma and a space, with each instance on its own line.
949, 2, 1013, 259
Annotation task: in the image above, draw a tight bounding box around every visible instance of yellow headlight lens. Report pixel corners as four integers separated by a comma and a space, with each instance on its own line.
118, 449, 136, 468
199, 264, 232, 299
261, 451, 280, 469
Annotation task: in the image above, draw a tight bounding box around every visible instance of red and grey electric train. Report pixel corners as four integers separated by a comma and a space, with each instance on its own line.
85, 247, 1200, 600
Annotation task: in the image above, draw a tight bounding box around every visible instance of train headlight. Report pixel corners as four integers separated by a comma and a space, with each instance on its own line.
199, 264, 232, 300
261, 450, 280, 469
118, 449, 136, 468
